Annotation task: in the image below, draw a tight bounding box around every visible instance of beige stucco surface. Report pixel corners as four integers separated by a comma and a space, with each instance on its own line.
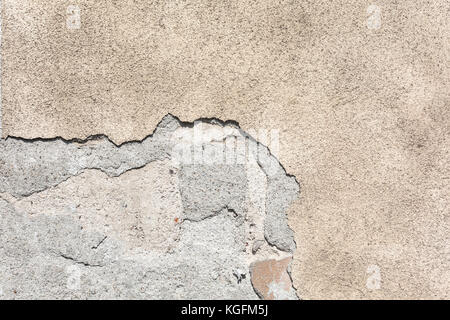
2, 0, 449, 299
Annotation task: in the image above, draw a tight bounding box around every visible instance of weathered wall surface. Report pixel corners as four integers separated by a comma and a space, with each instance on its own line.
0, 116, 299, 299
1, 0, 449, 299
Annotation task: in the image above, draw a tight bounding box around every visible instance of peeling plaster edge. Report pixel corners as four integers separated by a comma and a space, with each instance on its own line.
3, 114, 234, 147
2, 113, 302, 299
5, 113, 300, 185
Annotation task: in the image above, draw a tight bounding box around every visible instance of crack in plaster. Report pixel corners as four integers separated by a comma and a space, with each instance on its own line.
0, 114, 300, 299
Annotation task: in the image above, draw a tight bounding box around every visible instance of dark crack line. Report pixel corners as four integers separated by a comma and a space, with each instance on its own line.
4, 114, 173, 148
181, 205, 240, 224
4, 113, 239, 147
91, 236, 107, 250
3, 113, 300, 200
59, 253, 103, 268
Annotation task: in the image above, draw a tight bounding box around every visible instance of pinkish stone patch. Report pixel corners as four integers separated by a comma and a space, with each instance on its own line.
250, 257, 297, 300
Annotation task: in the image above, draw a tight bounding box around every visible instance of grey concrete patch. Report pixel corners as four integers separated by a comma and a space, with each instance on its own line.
0, 115, 299, 299
178, 164, 248, 222
0, 116, 178, 197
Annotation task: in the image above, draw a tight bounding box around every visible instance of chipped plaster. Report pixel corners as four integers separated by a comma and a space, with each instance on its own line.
0, 116, 298, 299
1, 0, 449, 299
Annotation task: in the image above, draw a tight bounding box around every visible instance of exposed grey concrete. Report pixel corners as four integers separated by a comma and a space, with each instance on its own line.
0, 115, 299, 299
0, 115, 177, 197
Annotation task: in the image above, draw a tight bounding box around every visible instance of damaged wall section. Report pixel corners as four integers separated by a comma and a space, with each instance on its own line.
0, 115, 299, 299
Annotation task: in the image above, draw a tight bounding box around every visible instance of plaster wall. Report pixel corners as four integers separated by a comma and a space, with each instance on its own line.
1, 0, 449, 299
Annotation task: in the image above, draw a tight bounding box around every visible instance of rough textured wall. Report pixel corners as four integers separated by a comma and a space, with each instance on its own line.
1, 0, 449, 299
0, 116, 299, 299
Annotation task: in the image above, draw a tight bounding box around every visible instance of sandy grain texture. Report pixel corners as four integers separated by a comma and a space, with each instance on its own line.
2, 0, 449, 299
